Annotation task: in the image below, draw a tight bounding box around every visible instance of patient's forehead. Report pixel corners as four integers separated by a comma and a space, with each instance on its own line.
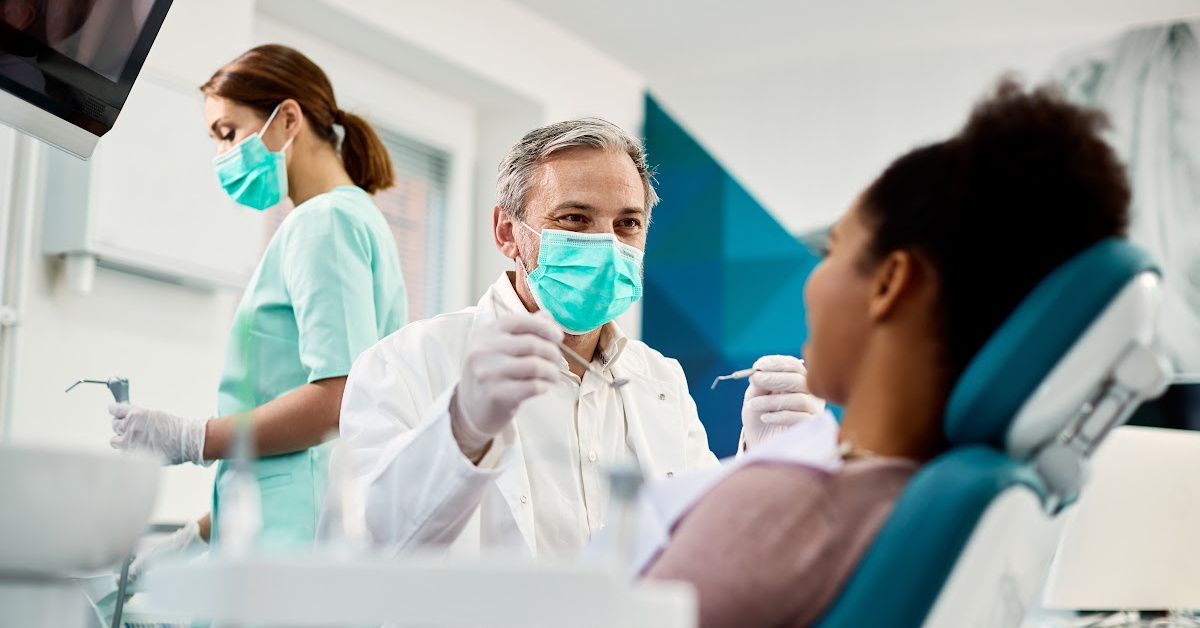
835, 198, 872, 243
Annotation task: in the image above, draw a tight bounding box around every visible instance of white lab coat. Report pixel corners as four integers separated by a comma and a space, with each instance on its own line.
331, 274, 721, 559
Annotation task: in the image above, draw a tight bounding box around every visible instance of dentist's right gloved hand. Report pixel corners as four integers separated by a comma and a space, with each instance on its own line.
450, 310, 563, 461
127, 519, 207, 586
741, 355, 826, 451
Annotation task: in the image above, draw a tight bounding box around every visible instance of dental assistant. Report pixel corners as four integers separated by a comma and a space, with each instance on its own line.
108, 44, 407, 569
329, 118, 825, 561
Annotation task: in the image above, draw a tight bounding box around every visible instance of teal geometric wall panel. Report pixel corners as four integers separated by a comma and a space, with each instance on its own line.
643, 93, 821, 457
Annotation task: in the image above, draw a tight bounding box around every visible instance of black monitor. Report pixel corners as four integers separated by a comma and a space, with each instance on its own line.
0, 0, 173, 158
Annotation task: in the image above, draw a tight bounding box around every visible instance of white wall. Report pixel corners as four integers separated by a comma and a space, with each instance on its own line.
249, 16, 480, 316
650, 28, 1133, 234
1, 0, 648, 524
256, 0, 648, 334
4, 0, 255, 523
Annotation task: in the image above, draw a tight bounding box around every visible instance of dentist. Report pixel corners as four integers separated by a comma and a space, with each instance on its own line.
331, 118, 824, 560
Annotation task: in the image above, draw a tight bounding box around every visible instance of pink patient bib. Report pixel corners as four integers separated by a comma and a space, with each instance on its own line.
627, 412, 843, 574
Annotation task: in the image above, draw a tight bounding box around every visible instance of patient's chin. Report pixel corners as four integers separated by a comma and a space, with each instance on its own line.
806, 372, 830, 404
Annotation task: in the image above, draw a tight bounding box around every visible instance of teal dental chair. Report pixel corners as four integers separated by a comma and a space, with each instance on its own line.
813, 239, 1172, 628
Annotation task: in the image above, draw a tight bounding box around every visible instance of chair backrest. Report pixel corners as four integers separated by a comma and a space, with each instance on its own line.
813, 239, 1169, 628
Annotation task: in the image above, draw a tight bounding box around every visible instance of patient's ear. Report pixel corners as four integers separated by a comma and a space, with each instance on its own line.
868, 250, 920, 322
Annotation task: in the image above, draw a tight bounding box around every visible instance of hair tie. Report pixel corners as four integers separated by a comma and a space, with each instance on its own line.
334, 109, 346, 125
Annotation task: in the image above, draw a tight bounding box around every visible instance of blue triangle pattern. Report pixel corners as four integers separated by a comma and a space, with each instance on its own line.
642, 92, 823, 454
642, 267, 724, 358
722, 177, 810, 261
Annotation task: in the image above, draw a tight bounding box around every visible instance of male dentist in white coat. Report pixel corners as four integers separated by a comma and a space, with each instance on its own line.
330, 118, 826, 561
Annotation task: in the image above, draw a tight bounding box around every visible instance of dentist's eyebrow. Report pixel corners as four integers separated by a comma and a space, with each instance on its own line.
552, 201, 596, 211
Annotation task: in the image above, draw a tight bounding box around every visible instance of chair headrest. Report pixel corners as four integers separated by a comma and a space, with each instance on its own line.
944, 239, 1158, 451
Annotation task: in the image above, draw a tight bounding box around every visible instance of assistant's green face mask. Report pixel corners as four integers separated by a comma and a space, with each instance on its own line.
212, 103, 293, 211
519, 222, 644, 335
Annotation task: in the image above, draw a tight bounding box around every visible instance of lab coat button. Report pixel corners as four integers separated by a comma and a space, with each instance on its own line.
520, 495, 528, 504
658, 393, 667, 401
588, 451, 598, 462
666, 471, 675, 478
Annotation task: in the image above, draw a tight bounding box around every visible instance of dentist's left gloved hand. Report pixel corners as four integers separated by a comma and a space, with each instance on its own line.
740, 355, 826, 451
109, 403, 208, 466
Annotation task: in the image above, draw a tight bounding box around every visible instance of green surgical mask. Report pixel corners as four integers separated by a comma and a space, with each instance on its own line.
212, 103, 293, 211
519, 222, 644, 334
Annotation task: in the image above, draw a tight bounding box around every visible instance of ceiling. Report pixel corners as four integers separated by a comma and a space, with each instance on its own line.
511, 0, 1200, 79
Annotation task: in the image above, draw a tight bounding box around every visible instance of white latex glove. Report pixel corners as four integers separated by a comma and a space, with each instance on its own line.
109, 403, 208, 466
451, 311, 563, 457
127, 519, 206, 586
741, 354, 826, 451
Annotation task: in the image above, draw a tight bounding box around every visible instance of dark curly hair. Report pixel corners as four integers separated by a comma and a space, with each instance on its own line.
860, 77, 1131, 383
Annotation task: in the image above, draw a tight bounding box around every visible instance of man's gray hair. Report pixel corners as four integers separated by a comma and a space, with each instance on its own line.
496, 117, 659, 220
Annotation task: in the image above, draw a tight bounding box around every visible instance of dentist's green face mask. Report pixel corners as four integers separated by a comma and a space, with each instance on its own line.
212, 103, 293, 211
518, 221, 644, 334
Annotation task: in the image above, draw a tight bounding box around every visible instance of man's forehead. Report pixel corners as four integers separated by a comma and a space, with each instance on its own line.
535, 145, 636, 175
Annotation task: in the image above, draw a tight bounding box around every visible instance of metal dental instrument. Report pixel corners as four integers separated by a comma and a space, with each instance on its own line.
65, 377, 130, 403
558, 341, 629, 389
710, 359, 805, 389
710, 368, 757, 390
66, 376, 133, 628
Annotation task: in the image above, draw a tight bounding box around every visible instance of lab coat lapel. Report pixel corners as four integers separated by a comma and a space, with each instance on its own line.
614, 351, 687, 481
474, 280, 538, 555
492, 427, 537, 557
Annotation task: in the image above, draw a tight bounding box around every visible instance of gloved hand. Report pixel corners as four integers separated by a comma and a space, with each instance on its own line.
109, 403, 208, 466
127, 519, 207, 586
451, 311, 563, 458
741, 355, 826, 451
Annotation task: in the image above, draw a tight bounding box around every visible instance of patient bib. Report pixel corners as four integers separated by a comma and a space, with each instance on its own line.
627, 411, 843, 574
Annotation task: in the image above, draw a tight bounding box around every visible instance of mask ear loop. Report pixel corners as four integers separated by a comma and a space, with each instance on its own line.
261, 103, 296, 154
512, 222, 534, 287
511, 220, 541, 263
518, 220, 542, 240
512, 220, 547, 307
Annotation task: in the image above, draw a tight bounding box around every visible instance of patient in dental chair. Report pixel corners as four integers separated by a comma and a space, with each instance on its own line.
640, 78, 1133, 628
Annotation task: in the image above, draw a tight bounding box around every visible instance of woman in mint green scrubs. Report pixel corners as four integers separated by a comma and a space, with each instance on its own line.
107, 44, 407, 567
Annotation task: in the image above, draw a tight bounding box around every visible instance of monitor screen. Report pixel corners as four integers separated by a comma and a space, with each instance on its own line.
0, 0, 173, 157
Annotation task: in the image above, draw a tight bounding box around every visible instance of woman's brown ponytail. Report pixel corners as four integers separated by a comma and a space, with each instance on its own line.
337, 110, 395, 194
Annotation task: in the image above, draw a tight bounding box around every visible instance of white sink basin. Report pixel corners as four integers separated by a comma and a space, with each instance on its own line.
0, 444, 159, 575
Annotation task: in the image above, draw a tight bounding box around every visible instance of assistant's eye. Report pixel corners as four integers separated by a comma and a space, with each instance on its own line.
617, 218, 642, 231
222, 129, 236, 142
561, 214, 585, 223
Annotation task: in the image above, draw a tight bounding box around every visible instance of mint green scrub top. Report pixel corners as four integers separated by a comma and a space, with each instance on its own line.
211, 186, 406, 549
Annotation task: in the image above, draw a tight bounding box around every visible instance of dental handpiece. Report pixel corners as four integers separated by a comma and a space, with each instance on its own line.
65, 377, 130, 403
